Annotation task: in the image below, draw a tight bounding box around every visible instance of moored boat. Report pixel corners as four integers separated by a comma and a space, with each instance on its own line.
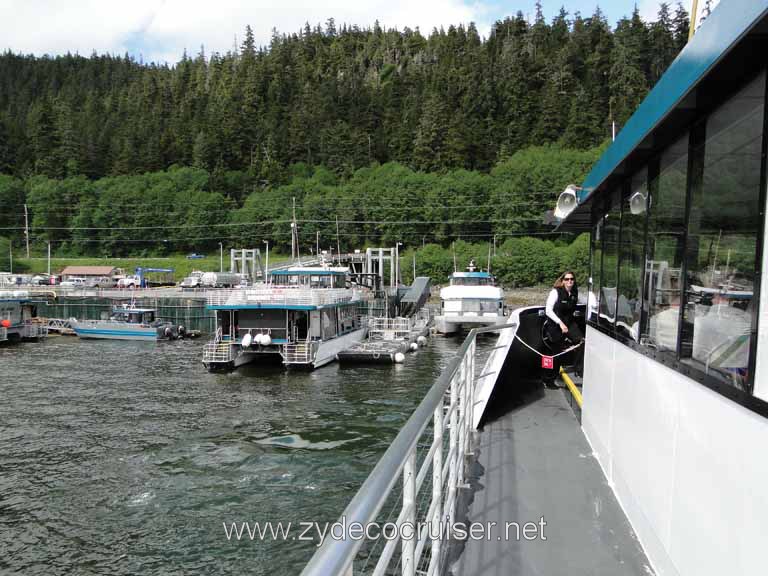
71, 306, 184, 341
435, 259, 506, 334
202, 266, 371, 371
0, 291, 48, 343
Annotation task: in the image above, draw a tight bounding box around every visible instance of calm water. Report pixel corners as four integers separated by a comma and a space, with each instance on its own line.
0, 335, 473, 575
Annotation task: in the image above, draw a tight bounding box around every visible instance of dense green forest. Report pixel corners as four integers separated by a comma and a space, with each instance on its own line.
0, 3, 687, 179
0, 3, 689, 283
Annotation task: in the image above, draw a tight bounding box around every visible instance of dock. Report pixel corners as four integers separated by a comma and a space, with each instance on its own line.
337, 311, 431, 365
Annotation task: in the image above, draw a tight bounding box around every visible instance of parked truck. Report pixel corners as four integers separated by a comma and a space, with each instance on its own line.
201, 272, 243, 288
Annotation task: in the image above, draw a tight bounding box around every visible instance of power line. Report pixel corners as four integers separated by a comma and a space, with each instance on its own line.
30, 230, 567, 244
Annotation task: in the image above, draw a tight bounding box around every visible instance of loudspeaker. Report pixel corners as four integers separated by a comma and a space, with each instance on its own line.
554, 185, 579, 219
629, 191, 647, 215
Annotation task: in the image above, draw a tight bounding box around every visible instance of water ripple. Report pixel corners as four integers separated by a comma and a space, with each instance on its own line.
1, 335, 468, 575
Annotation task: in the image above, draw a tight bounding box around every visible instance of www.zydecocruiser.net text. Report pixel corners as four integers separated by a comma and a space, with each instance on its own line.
223, 516, 548, 546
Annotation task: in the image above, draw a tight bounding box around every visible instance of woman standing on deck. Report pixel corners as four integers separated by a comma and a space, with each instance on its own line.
542, 271, 584, 386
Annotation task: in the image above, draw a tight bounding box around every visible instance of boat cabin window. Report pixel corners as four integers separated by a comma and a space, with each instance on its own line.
452, 276, 491, 287
588, 68, 767, 405
678, 72, 765, 392
598, 191, 621, 331
642, 134, 688, 354
588, 211, 603, 324
273, 273, 345, 288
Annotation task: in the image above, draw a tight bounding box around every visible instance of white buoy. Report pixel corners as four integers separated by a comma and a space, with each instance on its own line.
241, 333, 253, 347
394, 352, 406, 363
410, 342, 418, 351
261, 334, 272, 346
254, 333, 264, 346
417, 335, 427, 346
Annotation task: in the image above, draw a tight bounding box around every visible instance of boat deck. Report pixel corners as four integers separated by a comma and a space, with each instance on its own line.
451, 385, 653, 576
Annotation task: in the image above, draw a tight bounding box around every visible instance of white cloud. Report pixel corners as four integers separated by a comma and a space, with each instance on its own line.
0, 0, 490, 64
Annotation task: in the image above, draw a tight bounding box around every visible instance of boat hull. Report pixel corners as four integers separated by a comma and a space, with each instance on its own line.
435, 314, 506, 334
72, 320, 160, 341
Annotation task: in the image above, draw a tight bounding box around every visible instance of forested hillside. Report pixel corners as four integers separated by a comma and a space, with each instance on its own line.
0, 4, 687, 179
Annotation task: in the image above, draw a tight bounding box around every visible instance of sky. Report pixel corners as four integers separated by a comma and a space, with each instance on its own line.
0, 0, 699, 66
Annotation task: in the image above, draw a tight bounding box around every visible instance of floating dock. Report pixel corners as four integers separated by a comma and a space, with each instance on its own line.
337, 312, 431, 365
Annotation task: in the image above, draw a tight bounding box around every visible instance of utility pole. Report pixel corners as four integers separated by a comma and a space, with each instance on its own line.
292, 197, 298, 262
9, 242, 12, 273
335, 215, 341, 265
24, 204, 30, 258
316, 231, 319, 260
47, 242, 51, 275
263, 240, 269, 282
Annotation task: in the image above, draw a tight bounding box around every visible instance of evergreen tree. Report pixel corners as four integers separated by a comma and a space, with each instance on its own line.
672, 3, 690, 51
649, 3, 676, 84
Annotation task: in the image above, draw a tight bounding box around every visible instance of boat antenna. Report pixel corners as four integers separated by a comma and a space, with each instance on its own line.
452, 242, 457, 273
487, 242, 492, 274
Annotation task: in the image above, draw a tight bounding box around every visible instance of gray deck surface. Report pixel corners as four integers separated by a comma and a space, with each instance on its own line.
451, 387, 653, 576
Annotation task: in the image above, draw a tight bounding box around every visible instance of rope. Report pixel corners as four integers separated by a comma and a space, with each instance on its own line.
513, 332, 583, 358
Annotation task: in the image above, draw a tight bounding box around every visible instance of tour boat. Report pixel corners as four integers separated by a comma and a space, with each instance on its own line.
435, 259, 505, 334
202, 266, 370, 371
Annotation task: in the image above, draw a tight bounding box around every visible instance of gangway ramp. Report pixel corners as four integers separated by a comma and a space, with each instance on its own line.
399, 276, 431, 317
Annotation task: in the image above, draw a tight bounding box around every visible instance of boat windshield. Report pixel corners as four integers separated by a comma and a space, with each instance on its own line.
273, 274, 345, 288
451, 276, 492, 287
111, 310, 155, 324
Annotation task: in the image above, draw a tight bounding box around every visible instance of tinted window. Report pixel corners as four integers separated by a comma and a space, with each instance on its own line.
599, 191, 621, 329
680, 72, 765, 392
589, 211, 604, 323
617, 170, 648, 341
643, 135, 688, 353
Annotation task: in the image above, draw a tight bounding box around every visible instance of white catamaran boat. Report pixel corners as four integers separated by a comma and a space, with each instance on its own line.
71, 306, 183, 341
435, 259, 505, 334
202, 266, 370, 371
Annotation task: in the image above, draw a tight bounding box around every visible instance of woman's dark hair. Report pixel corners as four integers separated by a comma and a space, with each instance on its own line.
553, 271, 577, 289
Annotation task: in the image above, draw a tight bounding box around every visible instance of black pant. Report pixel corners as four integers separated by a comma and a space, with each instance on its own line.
542, 318, 584, 384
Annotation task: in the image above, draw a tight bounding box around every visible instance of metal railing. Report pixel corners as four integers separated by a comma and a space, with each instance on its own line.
0, 327, 6, 342
202, 341, 235, 364
207, 287, 367, 307
22, 323, 48, 339
282, 341, 314, 364
368, 317, 413, 340
301, 322, 516, 576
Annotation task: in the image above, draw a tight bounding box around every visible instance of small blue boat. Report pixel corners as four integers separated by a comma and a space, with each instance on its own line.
71, 306, 183, 341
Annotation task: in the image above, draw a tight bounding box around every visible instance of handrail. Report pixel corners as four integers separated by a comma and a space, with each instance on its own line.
301, 321, 517, 576
559, 368, 583, 407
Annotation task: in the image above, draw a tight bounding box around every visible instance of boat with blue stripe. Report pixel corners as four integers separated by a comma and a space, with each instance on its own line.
71, 306, 185, 341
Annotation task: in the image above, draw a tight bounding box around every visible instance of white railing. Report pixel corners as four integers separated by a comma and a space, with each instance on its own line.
202, 341, 235, 364
22, 323, 48, 339
282, 341, 314, 364
368, 317, 413, 340
207, 287, 366, 307
301, 322, 516, 576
